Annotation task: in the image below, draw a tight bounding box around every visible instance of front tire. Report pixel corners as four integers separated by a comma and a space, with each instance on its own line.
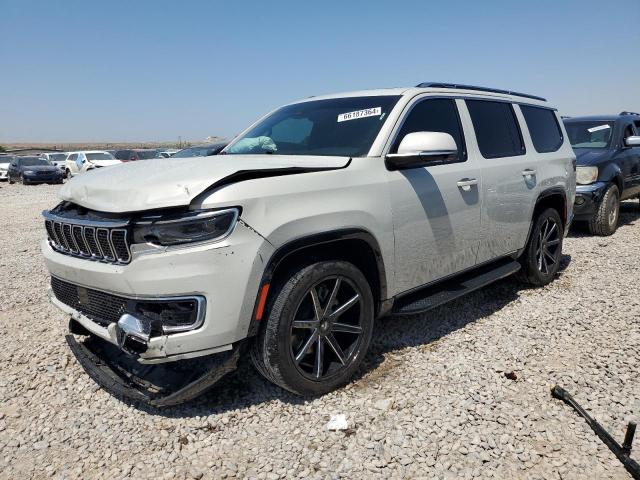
251, 261, 374, 396
518, 208, 564, 287
588, 184, 619, 236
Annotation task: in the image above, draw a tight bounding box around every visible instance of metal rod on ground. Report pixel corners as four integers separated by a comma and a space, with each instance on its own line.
551, 385, 640, 480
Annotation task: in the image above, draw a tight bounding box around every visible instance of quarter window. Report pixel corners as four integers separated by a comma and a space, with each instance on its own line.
466, 100, 525, 158
391, 98, 466, 161
520, 105, 563, 153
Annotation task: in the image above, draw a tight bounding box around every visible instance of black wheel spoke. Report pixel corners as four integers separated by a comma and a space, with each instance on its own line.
295, 329, 319, 363
544, 222, 557, 241
323, 278, 341, 317
310, 287, 323, 322
314, 336, 324, 378
325, 334, 346, 365
292, 319, 318, 330
332, 322, 363, 334
547, 238, 560, 246
328, 294, 360, 320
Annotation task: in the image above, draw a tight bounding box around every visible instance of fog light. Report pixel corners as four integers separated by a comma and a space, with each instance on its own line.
133, 297, 205, 333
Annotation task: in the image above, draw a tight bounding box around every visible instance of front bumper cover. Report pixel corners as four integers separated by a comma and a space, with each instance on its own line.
573, 182, 608, 220
67, 331, 243, 407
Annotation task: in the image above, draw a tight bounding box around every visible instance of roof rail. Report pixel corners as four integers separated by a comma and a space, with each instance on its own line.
620, 111, 640, 116
415, 82, 547, 102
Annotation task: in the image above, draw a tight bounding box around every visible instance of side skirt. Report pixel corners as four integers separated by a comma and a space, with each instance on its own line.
391, 258, 520, 315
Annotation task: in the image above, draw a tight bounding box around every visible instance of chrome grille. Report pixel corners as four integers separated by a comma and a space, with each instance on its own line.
44, 215, 131, 265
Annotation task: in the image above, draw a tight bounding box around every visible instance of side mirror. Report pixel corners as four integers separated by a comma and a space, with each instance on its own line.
385, 132, 458, 171
625, 136, 640, 147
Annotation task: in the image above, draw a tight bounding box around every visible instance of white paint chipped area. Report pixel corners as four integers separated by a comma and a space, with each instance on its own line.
0, 183, 638, 479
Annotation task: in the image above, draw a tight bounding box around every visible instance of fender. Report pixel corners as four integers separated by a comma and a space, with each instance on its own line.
247, 228, 388, 336
598, 162, 625, 192
518, 187, 568, 258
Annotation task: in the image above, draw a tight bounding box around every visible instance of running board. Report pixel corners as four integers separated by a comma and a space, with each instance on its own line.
392, 259, 520, 315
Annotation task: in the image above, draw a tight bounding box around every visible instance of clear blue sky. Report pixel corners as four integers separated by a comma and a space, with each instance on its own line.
1, 0, 639, 143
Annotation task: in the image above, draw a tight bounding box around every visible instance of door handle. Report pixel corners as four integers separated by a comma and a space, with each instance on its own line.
457, 178, 478, 191
522, 169, 537, 177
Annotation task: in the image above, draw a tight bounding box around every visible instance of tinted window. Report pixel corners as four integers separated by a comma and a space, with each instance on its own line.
520, 106, 563, 153
391, 98, 466, 160
115, 150, 129, 160
18, 157, 49, 166
467, 100, 525, 158
136, 150, 160, 160
226, 96, 401, 157
68, 154, 78, 161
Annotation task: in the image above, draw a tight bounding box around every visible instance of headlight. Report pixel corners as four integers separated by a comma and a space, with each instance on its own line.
133, 208, 239, 246
576, 166, 598, 185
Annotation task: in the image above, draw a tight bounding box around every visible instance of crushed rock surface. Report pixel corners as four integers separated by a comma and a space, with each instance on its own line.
0, 183, 638, 479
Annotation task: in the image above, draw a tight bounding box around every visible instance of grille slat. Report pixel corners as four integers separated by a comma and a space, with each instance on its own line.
44, 213, 132, 265
51, 277, 128, 326
96, 228, 115, 261
73, 226, 90, 256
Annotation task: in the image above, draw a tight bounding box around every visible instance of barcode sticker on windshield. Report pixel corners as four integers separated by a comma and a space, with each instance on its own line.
587, 124, 611, 133
337, 107, 382, 122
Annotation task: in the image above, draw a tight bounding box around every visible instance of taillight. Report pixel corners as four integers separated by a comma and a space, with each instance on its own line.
131, 155, 139, 161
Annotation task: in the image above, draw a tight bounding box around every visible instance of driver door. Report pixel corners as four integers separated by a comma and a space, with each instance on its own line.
386, 97, 482, 293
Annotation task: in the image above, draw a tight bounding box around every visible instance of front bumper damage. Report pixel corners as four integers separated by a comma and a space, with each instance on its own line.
67, 327, 243, 407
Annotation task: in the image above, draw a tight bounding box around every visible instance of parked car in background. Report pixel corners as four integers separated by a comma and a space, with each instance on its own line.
42, 82, 574, 405
0, 154, 16, 181
563, 112, 640, 235
172, 143, 227, 158
158, 149, 179, 158
39, 152, 68, 172
65, 151, 121, 178
114, 149, 162, 162
8, 156, 64, 184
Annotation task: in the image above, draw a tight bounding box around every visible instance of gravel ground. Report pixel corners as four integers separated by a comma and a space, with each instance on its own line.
0, 182, 638, 480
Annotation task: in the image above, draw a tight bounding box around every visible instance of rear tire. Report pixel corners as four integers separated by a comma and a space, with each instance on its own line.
8, 176, 14, 184
251, 261, 374, 396
588, 184, 619, 236
517, 208, 564, 287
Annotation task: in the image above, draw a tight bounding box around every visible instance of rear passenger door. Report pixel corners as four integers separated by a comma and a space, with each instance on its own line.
463, 100, 541, 262
386, 97, 483, 292
621, 122, 640, 198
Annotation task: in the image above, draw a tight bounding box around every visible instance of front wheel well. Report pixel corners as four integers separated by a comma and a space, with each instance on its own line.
252, 236, 386, 336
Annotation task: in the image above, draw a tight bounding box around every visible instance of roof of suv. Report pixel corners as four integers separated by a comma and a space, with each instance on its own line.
296, 82, 550, 106
564, 113, 640, 123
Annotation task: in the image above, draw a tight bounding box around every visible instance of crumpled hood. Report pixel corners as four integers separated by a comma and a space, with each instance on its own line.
574, 148, 611, 166
58, 155, 350, 213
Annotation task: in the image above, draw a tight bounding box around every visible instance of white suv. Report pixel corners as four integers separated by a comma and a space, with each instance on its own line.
42, 83, 575, 406
64, 150, 121, 177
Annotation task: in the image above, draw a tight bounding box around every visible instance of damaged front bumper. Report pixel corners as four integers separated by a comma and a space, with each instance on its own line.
66, 331, 242, 407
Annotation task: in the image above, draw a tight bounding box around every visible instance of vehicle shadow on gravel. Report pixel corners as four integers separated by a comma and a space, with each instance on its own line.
568, 200, 639, 237
136, 255, 572, 419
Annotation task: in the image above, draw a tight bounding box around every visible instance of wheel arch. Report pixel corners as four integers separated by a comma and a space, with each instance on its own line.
519, 187, 568, 257
247, 228, 388, 337
599, 163, 624, 194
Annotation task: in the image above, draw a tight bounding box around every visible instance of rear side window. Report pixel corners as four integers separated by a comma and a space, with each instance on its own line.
520, 106, 563, 153
466, 100, 525, 158
391, 98, 467, 161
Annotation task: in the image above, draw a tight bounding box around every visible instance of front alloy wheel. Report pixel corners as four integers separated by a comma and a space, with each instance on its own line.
251, 261, 374, 396
290, 276, 364, 381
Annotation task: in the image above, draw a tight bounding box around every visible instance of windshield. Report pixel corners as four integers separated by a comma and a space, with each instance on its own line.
564, 121, 614, 149
225, 96, 401, 157
86, 152, 115, 161
136, 150, 161, 160
172, 144, 225, 158
48, 153, 67, 162
20, 157, 50, 166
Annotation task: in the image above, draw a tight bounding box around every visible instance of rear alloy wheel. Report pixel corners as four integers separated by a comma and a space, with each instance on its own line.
251, 261, 374, 396
518, 208, 563, 286
588, 184, 619, 236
